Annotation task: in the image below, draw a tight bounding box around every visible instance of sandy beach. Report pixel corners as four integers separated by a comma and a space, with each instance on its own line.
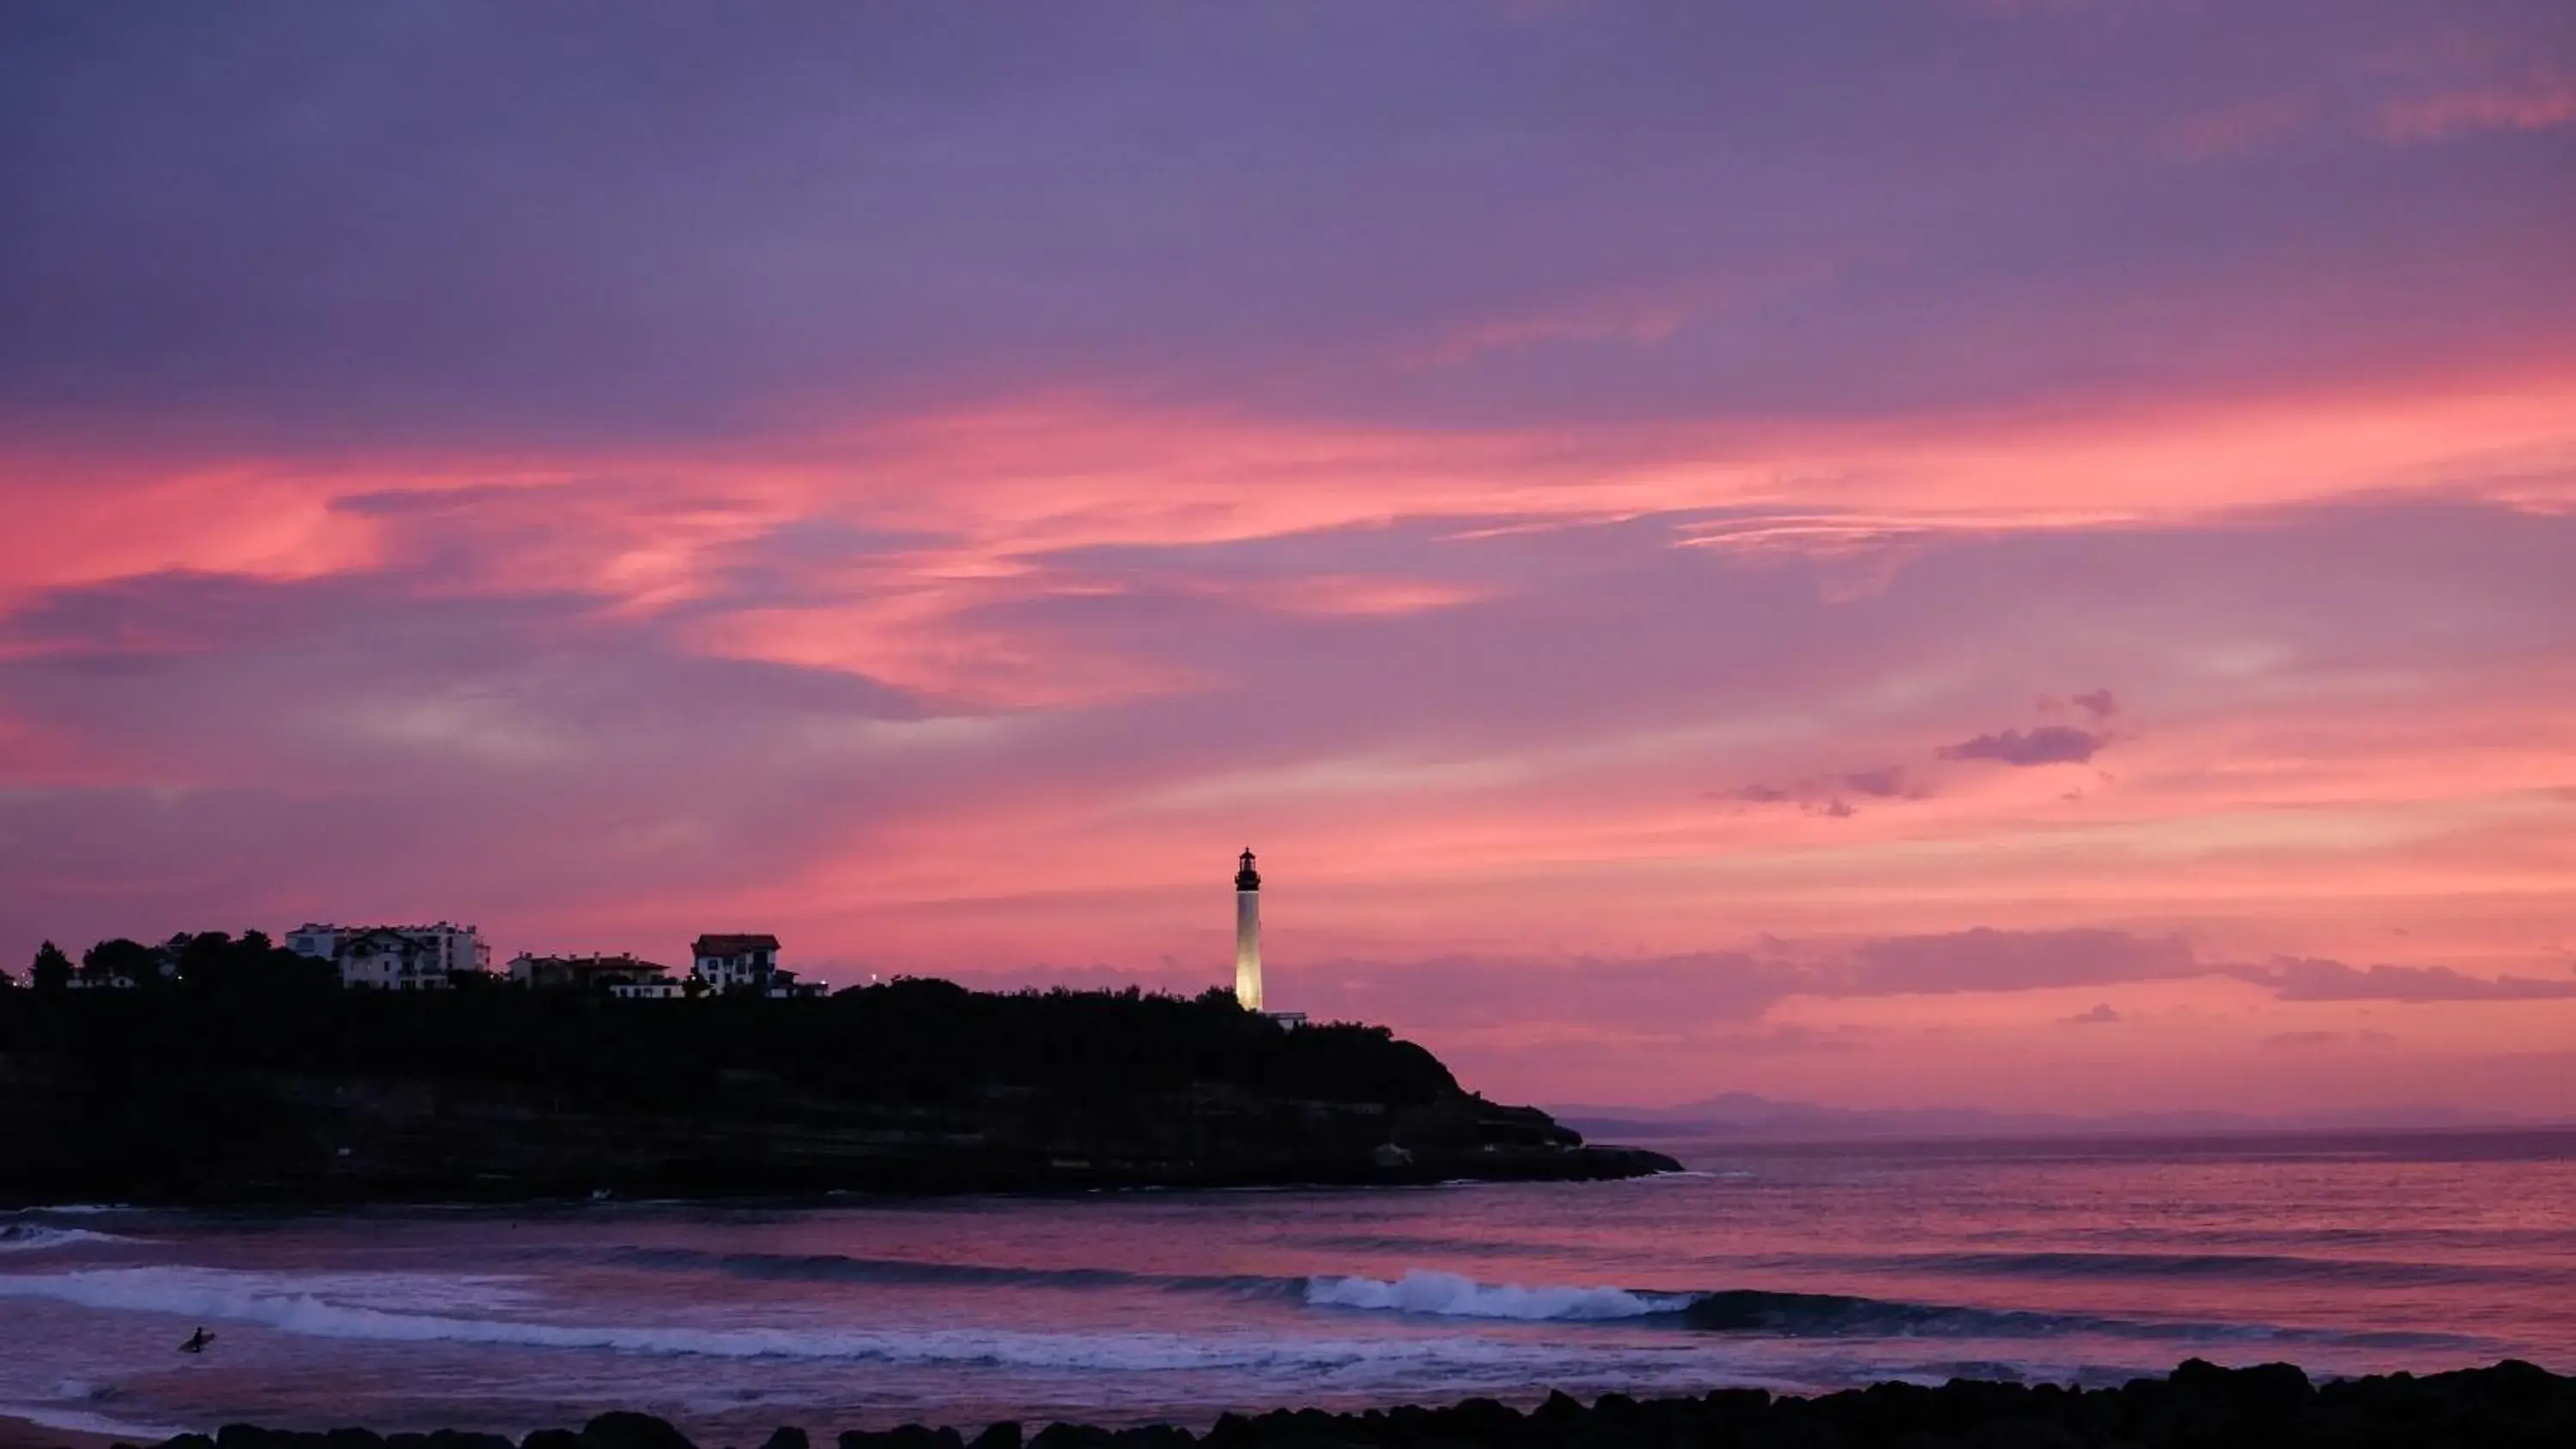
0, 1414, 131, 1449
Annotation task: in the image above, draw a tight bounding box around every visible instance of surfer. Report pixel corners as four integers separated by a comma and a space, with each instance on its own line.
179, 1327, 215, 1355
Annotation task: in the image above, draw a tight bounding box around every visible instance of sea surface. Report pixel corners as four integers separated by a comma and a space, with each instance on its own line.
3, 1130, 2572, 1443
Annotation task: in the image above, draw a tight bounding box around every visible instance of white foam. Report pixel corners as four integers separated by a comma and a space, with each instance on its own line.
0, 1400, 186, 1442
0, 1224, 134, 1253
0, 1266, 1555, 1373
1304, 1270, 1698, 1321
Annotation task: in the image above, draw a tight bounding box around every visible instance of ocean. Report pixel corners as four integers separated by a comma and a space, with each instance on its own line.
3, 1130, 2571, 1443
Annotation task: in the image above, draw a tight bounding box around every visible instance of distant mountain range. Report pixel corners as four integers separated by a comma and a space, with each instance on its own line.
1550, 1091, 2559, 1142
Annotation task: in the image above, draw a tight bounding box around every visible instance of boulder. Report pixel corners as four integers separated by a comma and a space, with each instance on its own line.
581, 1414, 696, 1449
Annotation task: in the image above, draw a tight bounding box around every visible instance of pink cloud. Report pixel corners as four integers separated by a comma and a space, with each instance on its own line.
5, 2, 2576, 1116
2381, 82, 2576, 141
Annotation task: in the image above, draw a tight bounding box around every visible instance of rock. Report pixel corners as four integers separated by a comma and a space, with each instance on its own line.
1962, 1418, 2082, 1449
1437, 1398, 1522, 1439
1530, 1390, 1584, 1428
2480, 1358, 2561, 1406
0, 989, 1680, 1202
581, 1414, 696, 1449
124, 1359, 2576, 1449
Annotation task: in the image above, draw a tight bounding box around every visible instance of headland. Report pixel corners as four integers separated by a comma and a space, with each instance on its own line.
0, 978, 1674, 1204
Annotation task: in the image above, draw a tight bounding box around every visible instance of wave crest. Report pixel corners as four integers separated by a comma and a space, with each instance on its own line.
0, 1224, 133, 1254
1305, 1270, 1696, 1321
0, 1267, 1538, 1371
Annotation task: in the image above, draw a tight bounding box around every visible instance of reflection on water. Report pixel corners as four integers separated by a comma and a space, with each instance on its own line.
2, 1129, 2571, 1440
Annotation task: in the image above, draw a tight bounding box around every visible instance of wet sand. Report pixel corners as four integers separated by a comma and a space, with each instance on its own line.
0, 1415, 129, 1449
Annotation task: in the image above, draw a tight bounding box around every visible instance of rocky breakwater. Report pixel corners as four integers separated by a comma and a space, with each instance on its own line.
0, 979, 1676, 1203
126, 1361, 2576, 1449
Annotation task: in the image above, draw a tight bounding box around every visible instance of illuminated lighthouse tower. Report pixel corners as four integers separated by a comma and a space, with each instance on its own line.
1233, 847, 1263, 1011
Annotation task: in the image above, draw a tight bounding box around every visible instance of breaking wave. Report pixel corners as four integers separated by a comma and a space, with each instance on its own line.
1300, 1271, 2479, 1351
1306, 1270, 1697, 1321
0, 1224, 134, 1254
0, 1404, 186, 1444
0, 1266, 1534, 1372
0, 1258, 2482, 1366
1295, 1272, 2036, 1333
621, 1246, 2490, 1353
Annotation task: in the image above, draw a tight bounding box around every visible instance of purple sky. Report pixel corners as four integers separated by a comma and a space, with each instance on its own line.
4, 2, 2574, 1110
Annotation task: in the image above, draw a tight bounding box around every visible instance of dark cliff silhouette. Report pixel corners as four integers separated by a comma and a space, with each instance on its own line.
0, 941, 1672, 1203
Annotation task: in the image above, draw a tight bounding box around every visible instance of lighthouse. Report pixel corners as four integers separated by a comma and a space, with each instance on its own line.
1233, 846, 1262, 1011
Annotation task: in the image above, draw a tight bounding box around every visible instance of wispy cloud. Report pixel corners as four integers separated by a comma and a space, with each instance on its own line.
3, 1, 2574, 1113
2227, 959, 2576, 1003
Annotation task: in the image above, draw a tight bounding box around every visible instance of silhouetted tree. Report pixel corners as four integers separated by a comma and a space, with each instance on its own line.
176, 931, 335, 994
172, 931, 233, 986
0, 949, 1452, 1108
27, 941, 71, 991
0, 943, 1507, 1203
81, 938, 157, 988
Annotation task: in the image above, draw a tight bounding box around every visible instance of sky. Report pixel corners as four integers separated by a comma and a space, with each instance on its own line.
3, 1, 2573, 1114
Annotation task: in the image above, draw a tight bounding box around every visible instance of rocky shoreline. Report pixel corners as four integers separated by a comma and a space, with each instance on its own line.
0, 1102, 1680, 1206
86, 1361, 2576, 1449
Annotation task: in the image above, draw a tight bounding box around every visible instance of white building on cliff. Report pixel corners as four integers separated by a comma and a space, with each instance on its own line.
690, 933, 821, 997
287, 922, 489, 990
